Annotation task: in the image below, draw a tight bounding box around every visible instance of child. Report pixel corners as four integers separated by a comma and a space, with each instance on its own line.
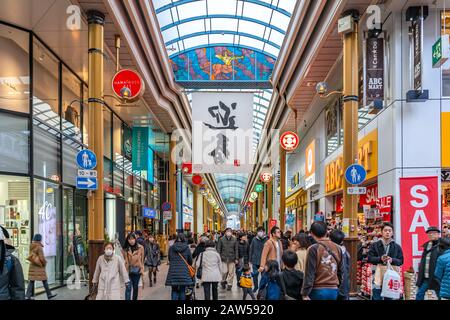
258, 260, 285, 300
239, 265, 255, 300
280, 250, 303, 300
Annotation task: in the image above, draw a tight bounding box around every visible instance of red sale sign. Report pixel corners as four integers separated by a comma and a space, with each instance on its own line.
399, 176, 440, 272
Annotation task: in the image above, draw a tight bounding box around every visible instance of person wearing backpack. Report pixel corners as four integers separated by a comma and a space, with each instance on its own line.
301, 222, 344, 300
195, 240, 222, 300
0, 226, 25, 300
258, 260, 286, 300
330, 229, 351, 300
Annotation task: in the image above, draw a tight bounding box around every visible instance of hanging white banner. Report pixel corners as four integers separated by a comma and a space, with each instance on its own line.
192, 92, 254, 173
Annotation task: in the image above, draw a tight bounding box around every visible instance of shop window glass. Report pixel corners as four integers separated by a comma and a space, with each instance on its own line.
33, 39, 60, 131
113, 161, 124, 198
104, 157, 113, 193
124, 158, 133, 203
62, 139, 82, 186
61, 66, 82, 142
133, 173, 141, 205
63, 187, 74, 277
0, 175, 31, 279
113, 115, 122, 162
33, 179, 62, 288
0, 24, 30, 114
141, 180, 148, 206
33, 124, 61, 179
125, 202, 132, 234
0, 112, 30, 174
325, 99, 339, 156
103, 108, 112, 159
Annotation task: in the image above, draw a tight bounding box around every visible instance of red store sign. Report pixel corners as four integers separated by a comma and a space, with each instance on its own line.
112, 69, 144, 100
400, 176, 440, 272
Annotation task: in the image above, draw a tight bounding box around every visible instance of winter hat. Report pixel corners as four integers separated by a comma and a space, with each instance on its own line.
33, 234, 43, 242
426, 227, 441, 234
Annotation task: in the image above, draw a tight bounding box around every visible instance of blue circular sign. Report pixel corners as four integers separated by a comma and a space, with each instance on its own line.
162, 202, 171, 211
345, 164, 367, 185
76, 149, 97, 170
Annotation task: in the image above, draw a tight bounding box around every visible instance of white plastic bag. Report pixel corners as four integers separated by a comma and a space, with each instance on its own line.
381, 262, 401, 299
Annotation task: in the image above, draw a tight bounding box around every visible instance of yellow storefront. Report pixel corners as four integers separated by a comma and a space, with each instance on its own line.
286, 188, 308, 234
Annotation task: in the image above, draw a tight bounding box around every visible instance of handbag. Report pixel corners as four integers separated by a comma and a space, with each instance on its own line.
84, 283, 98, 300
196, 252, 204, 280
178, 252, 196, 278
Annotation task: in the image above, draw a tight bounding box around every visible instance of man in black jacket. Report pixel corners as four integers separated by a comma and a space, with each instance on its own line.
249, 226, 268, 292
0, 226, 25, 300
217, 228, 239, 290
367, 222, 404, 300
416, 226, 442, 300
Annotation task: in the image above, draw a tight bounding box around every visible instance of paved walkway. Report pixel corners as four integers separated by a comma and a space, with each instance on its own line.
36, 261, 248, 300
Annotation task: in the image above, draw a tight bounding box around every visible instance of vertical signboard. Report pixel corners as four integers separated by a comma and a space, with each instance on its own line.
132, 127, 148, 171
366, 37, 384, 103
400, 176, 440, 272
412, 17, 422, 91
123, 125, 132, 160
305, 140, 316, 189
192, 92, 254, 173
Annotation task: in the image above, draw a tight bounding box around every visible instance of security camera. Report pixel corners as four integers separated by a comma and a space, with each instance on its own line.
316, 82, 328, 96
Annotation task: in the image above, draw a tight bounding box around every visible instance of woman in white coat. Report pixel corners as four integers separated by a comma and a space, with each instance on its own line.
92, 242, 130, 300
196, 240, 222, 300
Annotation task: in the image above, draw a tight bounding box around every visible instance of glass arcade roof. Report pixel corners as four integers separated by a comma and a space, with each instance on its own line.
152, 0, 297, 215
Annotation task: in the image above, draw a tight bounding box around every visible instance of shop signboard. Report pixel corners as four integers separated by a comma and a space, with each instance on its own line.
366, 37, 384, 104
255, 183, 264, 193
305, 140, 316, 189
112, 69, 144, 101
132, 127, 149, 171
441, 170, 450, 182
336, 194, 344, 213
123, 125, 132, 160
376, 196, 393, 213
412, 17, 423, 91
280, 131, 299, 152
400, 176, 440, 272
38, 202, 57, 257
260, 171, 272, 183
269, 219, 277, 231
192, 92, 254, 173
359, 184, 378, 206
432, 35, 450, 68
342, 218, 350, 237
314, 212, 325, 222
143, 207, 157, 219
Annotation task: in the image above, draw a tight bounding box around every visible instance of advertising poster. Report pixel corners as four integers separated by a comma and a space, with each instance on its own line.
38, 201, 57, 257
132, 127, 149, 171
366, 38, 384, 103
400, 176, 440, 272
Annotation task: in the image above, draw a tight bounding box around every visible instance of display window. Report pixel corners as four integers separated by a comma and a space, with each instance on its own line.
0, 112, 30, 174
0, 175, 31, 278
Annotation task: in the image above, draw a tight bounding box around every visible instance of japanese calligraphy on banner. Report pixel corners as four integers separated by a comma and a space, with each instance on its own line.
400, 176, 440, 272
192, 92, 254, 173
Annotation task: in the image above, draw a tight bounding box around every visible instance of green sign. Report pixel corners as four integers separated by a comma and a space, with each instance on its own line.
132, 127, 149, 171
255, 183, 264, 193
432, 35, 449, 68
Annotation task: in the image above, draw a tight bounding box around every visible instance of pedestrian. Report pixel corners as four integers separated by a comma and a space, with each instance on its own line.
236, 232, 249, 287
92, 242, 129, 300
25, 234, 57, 300
367, 222, 404, 300
145, 234, 161, 287
290, 233, 311, 273
301, 222, 344, 300
188, 237, 197, 255
192, 235, 208, 260
415, 226, 442, 300
280, 250, 303, 300
239, 265, 255, 300
259, 226, 284, 273
258, 260, 285, 300
249, 226, 268, 293
434, 237, 450, 300
0, 226, 25, 300
165, 233, 194, 300
281, 230, 292, 251
196, 240, 222, 300
330, 229, 350, 300
123, 232, 145, 300
217, 227, 239, 290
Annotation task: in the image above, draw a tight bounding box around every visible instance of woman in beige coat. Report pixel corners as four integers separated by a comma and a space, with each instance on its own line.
25, 234, 56, 300
122, 233, 144, 300
92, 242, 130, 300
290, 233, 312, 272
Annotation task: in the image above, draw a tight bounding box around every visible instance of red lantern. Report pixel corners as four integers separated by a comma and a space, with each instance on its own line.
280, 131, 300, 151
192, 174, 202, 185
260, 171, 273, 183
112, 69, 144, 101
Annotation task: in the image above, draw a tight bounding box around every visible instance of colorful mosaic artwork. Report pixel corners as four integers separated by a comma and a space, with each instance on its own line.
170, 46, 275, 82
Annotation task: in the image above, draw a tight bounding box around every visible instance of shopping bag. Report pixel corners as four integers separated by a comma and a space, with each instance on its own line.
381, 262, 401, 299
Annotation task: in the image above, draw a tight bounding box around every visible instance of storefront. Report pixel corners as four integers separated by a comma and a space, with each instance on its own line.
286, 188, 307, 234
